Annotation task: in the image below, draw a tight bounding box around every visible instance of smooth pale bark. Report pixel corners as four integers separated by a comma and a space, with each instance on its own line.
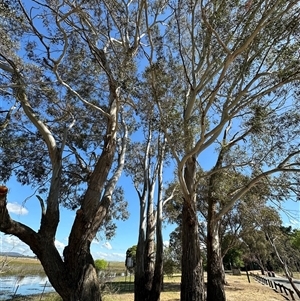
134, 127, 155, 301
134, 130, 166, 301
283, 264, 300, 298
150, 170, 164, 301
270, 236, 300, 298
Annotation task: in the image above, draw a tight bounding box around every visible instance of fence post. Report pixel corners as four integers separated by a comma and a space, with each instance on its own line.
283, 286, 288, 296
269, 281, 273, 288
289, 289, 295, 301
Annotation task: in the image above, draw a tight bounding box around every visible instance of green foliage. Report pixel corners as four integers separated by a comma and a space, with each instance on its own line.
163, 247, 180, 277
291, 229, 300, 249
94, 259, 108, 272
223, 248, 244, 269
125, 245, 136, 273
2, 1, 300, 300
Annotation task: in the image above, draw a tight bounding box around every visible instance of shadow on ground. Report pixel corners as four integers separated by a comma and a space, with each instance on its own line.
105, 280, 181, 294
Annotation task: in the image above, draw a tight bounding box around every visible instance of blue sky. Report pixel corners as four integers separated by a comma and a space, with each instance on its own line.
1, 152, 300, 263
1, 1, 299, 266
0, 172, 176, 263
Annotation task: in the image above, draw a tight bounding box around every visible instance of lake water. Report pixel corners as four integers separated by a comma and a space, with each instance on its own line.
0, 275, 54, 300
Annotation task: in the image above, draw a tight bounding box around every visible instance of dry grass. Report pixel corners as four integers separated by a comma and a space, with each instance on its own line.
225, 274, 287, 301
5, 275, 288, 301
0, 256, 45, 276
102, 273, 288, 301
1, 258, 288, 301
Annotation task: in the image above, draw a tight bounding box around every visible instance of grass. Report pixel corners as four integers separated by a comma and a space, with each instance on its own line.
3, 293, 62, 301
106, 261, 126, 274
3, 273, 289, 301
0, 256, 45, 277
0, 258, 289, 301
0, 257, 126, 277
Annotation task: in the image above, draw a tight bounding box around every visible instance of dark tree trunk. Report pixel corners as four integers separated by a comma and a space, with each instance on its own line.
134, 240, 155, 301
206, 191, 226, 301
134, 209, 155, 301
206, 221, 226, 301
134, 197, 154, 301
206, 143, 228, 301
134, 236, 146, 301
63, 245, 101, 301
150, 194, 164, 301
36, 196, 110, 301
180, 156, 205, 301
151, 252, 163, 301
41, 246, 101, 301
181, 201, 205, 301
134, 199, 147, 301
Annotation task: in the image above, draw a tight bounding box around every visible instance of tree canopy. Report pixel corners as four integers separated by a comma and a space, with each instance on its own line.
1, 1, 300, 301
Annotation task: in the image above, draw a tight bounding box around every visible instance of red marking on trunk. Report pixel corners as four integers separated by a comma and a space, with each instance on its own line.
0, 186, 8, 196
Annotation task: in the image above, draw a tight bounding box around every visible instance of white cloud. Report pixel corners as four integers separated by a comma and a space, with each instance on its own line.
93, 251, 126, 261
102, 242, 112, 250
7, 202, 28, 215
0, 234, 66, 257
54, 239, 65, 254
0, 234, 34, 256
163, 240, 170, 248
111, 252, 126, 260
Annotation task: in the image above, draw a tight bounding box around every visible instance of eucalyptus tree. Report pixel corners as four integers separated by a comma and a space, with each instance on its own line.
220, 192, 273, 265
2, 2, 300, 301
166, 164, 275, 300
266, 224, 300, 297
124, 102, 173, 301
143, 1, 300, 300
0, 1, 146, 300
0, 0, 21, 130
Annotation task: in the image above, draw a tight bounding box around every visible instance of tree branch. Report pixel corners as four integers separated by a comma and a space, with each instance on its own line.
0, 186, 40, 252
